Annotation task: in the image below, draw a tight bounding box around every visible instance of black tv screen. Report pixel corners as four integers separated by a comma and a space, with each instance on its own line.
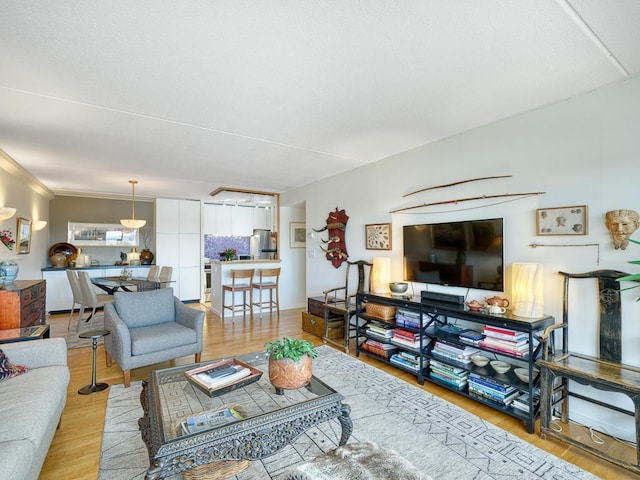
403, 218, 504, 292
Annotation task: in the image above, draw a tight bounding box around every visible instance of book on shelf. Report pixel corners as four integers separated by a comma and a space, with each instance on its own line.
184, 359, 262, 396
364, 339, 397, 350
477, 340, 529, 358
399, 351, 421, 363
481, 337, 529, 353
483, 326, 527, 341
430, 372, 467, 389
468, 386, 520, 406
458, 329, 485, 341
467, 379, 517, 398
431, 349, 472, 365
391, 337, 421, 349
393, 328, 420, 340
468, 372, 514, 393
180, 407, 244, 435
390, 354, 421, 371
429, 358, 467, 374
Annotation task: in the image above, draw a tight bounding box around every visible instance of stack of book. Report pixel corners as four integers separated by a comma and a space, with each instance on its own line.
468, 372, 520, 406
431, 339, 480, 365
511, 392, 540, 414
458, 329, 485, 347
362, 338, 398, 358
365, 321, 394, 341
391, 328, 421, 349
429, 358, 469, 390
390, 351, 421, 371
395, 309, 423, 329
479, 325, 529, 358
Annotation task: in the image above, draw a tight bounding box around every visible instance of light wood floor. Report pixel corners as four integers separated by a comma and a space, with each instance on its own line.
39, 305, 633, 479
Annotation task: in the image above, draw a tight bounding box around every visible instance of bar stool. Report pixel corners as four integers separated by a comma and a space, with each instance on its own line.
252, 268, 280, 317
222, 269, 254, 319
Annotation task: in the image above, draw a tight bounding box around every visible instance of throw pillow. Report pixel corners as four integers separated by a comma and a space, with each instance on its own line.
0, 348, 29, 382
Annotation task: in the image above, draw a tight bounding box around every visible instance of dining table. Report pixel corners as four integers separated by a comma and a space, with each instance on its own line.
91, 276, 167, 295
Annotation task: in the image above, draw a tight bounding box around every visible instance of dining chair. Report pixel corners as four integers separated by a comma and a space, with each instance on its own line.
158, 266, 173, 288
76, 271, 114, 332
147, 265, 160, 282
66, 269, 85, 331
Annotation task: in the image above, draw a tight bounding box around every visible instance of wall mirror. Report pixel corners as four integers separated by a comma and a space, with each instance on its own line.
16, 217, 32, 254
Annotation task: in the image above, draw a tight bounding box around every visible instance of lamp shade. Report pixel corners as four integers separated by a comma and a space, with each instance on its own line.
120, 179, 146, 229
0, 207, 16, 221
371, 257, 391, 294
512, 262, 544, 318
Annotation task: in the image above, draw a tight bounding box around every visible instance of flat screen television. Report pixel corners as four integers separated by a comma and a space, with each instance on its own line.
403, 218, 504, 292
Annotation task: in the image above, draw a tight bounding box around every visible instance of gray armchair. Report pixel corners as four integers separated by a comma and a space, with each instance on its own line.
104, 288, 205, 387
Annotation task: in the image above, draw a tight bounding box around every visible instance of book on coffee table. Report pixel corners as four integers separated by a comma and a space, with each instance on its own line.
184, 358, 263, 397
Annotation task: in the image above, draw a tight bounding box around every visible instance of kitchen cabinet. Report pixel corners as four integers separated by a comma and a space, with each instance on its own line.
155, 198, 202, 301
230, 206, 253, 236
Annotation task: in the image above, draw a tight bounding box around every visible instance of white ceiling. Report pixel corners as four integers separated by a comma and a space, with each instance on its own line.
0, 1, 638, 201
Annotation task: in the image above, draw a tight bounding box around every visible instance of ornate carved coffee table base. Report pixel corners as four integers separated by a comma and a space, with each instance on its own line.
138, 360, 352, 479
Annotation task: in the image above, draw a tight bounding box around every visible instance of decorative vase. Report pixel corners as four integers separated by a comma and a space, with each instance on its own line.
50, 252, 66, 268
140, 248, 154, 265
268, 354, 313, 392
0, 261, 18, 283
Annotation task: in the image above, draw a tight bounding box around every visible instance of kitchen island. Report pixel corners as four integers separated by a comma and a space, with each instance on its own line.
209, 259, 281, 317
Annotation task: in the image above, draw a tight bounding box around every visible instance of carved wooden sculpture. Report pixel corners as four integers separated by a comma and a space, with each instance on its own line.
314, 208, 349, 268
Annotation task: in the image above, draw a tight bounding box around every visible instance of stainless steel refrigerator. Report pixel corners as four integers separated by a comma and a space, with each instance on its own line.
251, 229, 277, 259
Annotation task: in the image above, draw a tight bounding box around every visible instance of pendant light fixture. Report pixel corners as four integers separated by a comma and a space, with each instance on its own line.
120, 180, 146, 229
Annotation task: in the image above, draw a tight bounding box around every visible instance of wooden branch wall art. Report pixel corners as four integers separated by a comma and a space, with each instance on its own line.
403, 175, 513, 197
389, 192, 545, 214
313, 207, 349, 268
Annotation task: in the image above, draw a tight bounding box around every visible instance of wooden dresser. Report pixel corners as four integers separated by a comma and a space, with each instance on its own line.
0, 280, 47, 329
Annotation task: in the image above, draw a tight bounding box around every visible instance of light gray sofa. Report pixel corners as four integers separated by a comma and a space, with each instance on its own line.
0, 337, 70, 480
104, 287, 205, 387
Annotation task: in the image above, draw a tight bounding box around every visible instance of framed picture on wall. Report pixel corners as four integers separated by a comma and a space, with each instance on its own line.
16, 217, 32, 254
536, 205, 588, 235
290, 222, 306, 248
365, 223, 391, 250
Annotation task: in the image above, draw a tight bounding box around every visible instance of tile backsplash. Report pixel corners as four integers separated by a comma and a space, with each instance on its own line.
204, 235, 250, 259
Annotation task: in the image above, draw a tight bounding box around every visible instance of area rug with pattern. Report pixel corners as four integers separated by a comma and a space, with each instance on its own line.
99, 346, 597, 479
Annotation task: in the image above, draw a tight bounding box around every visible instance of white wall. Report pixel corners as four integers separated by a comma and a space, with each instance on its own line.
0, 152, 52, 279
278, 204, 306, 309
282, 75, 640, 441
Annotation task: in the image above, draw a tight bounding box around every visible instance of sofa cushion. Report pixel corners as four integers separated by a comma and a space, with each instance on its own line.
114, 288, 176, 328
0, 365, 69, 445
0, 439, 34, 480
130, 322, 198, 356
0, 348, 28, 382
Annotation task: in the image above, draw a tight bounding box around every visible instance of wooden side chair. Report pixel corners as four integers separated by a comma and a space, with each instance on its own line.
252, 267, 280, 317
323, 260, 372, 353
222, 269, 254, 319
538, 269, 640, 473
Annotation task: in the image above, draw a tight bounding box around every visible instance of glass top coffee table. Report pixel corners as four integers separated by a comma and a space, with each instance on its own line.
139, 351, 352, 479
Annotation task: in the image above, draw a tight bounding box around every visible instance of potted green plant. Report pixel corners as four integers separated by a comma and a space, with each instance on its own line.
264, 337, 318, 393
223, 248, 236, 261
617, 237, 640, 301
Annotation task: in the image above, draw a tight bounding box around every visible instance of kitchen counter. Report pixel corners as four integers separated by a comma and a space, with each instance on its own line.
41, 264, 151, 271
209, 259, 281, 316
209, 259, 280, 265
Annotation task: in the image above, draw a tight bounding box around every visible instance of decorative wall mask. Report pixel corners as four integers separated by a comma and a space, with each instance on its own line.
605, 209, 640, 250
313, 208, 349, 268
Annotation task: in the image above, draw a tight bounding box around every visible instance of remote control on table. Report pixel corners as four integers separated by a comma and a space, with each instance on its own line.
204, 364, 239, 379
